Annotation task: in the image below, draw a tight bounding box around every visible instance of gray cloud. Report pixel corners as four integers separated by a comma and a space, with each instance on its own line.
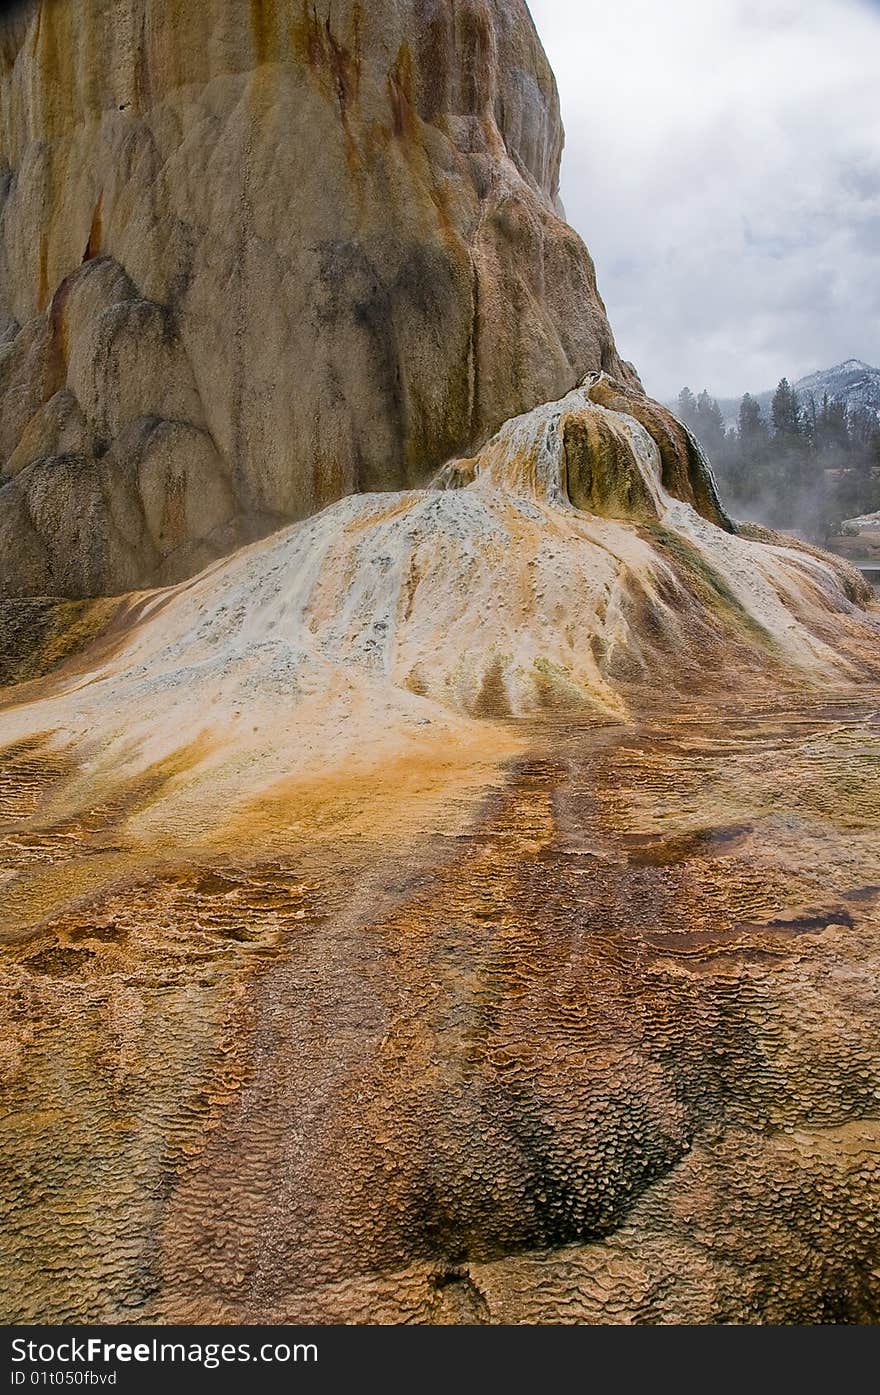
527, 0, 880, 400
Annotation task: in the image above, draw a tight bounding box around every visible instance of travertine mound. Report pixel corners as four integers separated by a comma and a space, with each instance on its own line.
0, 377, 875, 837
0, 0, 638, 597
1, 385, 879, 1327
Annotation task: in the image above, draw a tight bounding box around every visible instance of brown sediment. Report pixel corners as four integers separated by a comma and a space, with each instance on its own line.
0, 732, 218, 934
563, 411, 660, 521
0, 596, 123, 690
288, 0, 363, 112
1, 688, 880, 1322
209, 722, 524, 860
388, 42, 418, 143
249, 0, 275, 69
36, 232, 49, 313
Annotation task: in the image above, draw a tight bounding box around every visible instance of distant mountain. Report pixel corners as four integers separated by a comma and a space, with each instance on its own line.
715, 360, 880, 428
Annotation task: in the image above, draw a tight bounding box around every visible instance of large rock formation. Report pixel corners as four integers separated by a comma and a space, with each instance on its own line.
2, 0, 880, 1332
0, 375, 874, 802
0, 0, 638, 596
0, 381, 879, 1324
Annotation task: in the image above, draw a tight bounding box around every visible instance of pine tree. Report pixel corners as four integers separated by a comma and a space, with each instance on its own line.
727, 394, 769, 508
771, 378, 801, 440
673, 372, 880, 541
694, 390, 726, 456
738, 393, 766, 446
677, 387, 697, 428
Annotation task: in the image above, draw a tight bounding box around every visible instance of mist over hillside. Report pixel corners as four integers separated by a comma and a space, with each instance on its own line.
714, 360, 880, 429
672, 366, 880, 541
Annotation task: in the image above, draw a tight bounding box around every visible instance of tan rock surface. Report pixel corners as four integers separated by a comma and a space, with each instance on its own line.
0, 0, 639, 597
1, 384, 879, 1323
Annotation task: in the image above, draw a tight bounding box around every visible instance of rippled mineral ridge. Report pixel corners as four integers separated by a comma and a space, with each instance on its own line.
1, 0, 880, 1329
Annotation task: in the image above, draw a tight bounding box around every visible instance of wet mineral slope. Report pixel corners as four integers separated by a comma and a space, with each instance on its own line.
1, 692, 879, 1323
1, 381, 879, 1323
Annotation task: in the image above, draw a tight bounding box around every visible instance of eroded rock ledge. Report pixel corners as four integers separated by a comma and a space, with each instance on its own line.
0, 0, 640, 597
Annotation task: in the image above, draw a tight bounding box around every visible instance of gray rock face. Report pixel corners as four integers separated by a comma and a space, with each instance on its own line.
0, 0, 638, 597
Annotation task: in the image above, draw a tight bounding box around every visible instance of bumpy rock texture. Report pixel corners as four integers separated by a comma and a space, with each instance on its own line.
0, 375, 871, 825
1, 381, 880, 1324
0, 0, 637, 596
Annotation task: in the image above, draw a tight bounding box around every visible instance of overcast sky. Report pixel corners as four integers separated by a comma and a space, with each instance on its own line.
527, 0, 880, 402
